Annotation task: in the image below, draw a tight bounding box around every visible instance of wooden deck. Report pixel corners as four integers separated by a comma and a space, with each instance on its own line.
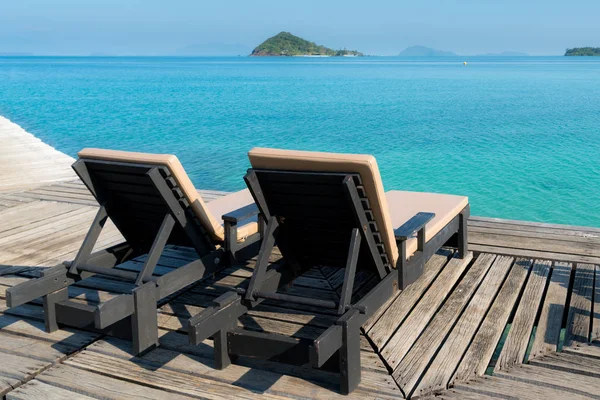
0, 116, 77, 194
432, 346, 600, 399
1, 117, 600, 399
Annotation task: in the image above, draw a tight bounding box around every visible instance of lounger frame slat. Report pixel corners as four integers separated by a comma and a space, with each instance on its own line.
249, 170, 383, 274
78, 160, 216, 254
6, 156, 262, 357
188, 166, 469, 395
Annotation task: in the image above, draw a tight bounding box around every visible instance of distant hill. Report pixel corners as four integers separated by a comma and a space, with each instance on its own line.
477, 51, 529, 56
565, 47, 600, 56
251, 32, 363, 56
398, 46, 457, 57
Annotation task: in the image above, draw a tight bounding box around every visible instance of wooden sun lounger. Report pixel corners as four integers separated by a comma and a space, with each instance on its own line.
189, 148, 469, 394
6, 148, 261, 355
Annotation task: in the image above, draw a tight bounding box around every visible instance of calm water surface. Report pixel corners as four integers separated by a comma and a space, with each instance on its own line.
1, 56, 599, 227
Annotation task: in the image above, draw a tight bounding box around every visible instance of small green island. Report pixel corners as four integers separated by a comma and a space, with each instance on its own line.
565, 47, 600, 56
251, 32, 363, 57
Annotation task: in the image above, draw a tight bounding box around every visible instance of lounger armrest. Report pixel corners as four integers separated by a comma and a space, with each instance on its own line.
222, 203, 259, 224
394, 212, 435, 241
223, 203, 262, 263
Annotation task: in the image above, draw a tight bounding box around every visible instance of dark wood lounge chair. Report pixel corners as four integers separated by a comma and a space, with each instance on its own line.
188, 148, 470, 394
6, 148, 261, 355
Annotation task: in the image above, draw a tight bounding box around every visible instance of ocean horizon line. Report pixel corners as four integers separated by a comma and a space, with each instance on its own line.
0, 54, 568, 58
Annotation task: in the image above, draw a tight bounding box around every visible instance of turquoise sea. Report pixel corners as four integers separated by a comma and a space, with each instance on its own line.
0, 56, 599, 227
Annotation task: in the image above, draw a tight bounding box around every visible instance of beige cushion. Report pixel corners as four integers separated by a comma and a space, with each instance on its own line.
78, 148, 257, 242
386, 190, 468, 259
205, 189, 258, 240
248, 147, 399, 265
248, 148, 469, 265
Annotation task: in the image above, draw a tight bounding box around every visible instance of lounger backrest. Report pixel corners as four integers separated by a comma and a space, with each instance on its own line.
76, 148, 225, 253
248, 147, 399, 268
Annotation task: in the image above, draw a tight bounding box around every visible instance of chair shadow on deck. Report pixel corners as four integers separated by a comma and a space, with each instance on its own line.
124, 273, 352, 395
103, 328, 345, 395
1, 264, 117, 359
526, 260, 598, 347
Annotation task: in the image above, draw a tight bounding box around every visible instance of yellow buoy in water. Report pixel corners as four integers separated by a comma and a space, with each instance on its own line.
463, 61, 467, 66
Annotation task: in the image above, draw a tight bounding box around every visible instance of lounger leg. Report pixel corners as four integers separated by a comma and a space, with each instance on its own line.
136, 213, 175, 285
42, 287, 68, 332
214, 322, 237, 369
258, 214, 266, 237
224, 219, 238, 265
339, 316, 361, 395
69, 205, 108, 274
245, 216, 278, 302
132, 283, 158, 355
397, 241, 410, 289
338, 228, 361, 315
458, 211, 468, 258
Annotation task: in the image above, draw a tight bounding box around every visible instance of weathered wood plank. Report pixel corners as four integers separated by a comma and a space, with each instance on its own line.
83, 336, 402, 399
469, 216, 600, 236
452, 374, 593, 400
469, 243, 600, 265
0, 375, 21, 398
28, 188, 94, 201
364, 250, 452, 338
429, 385, 500, 399
564, 341, 600, 359
565, 263, 595, 346
63, 349, 330, 399
529, 351, 600, 378
53, 181, 86, 188
0, 313, 98, 347
0, 202, 121, 268
0, 330, 84, 363
0, 196, 34, 208
380, 252, 473, 370
0, 351, 50, 397
451, 258, 532, 382
2, 226, 121, 268
470, 225, 600, 245
495, 259, 551, 371
36, 365, 195, 400
15, 191, 97, 206
494, 363, 600, 398
470, 231, 600, 258
7, 379, 97, 400
32, 185, 90, 194
413, 255, 513, 397
593, 266, 600, 341
0, 208, 95, 246
0, 202, 84, 236
394, 253, 497, 397
0, 116, 76, 193
529, 261, 572, 359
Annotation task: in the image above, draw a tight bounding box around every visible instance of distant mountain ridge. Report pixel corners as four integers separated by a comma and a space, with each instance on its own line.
251, 32, 363, 56
398, 46, 457, 57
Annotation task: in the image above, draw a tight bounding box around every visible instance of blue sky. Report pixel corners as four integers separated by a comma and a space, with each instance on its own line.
1, 0, 598, 56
